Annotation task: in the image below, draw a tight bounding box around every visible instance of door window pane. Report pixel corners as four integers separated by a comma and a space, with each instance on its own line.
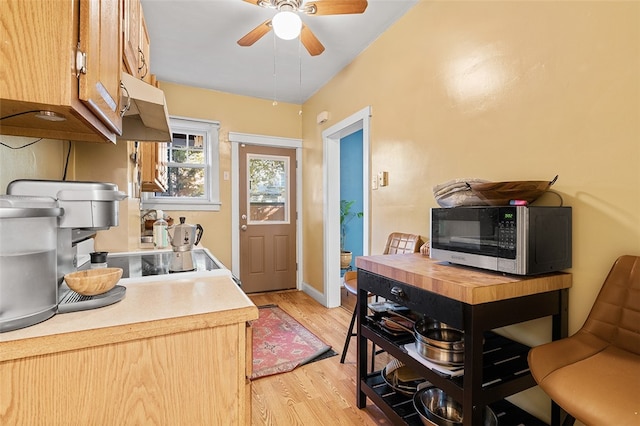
247, 154, 289, 224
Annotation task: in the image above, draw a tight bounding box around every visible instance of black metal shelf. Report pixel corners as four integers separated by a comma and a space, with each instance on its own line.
362, 372, 547, 426
362, 318, 537, 404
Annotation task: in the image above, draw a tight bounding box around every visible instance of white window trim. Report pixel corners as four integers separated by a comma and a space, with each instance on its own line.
142, 116, 221, 211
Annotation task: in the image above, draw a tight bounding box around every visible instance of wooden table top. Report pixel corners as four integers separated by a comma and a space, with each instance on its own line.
356, 253, 572, 305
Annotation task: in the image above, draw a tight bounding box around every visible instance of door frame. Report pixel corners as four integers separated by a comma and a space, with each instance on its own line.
322, 106, 371, 308
229, 133, 303, 289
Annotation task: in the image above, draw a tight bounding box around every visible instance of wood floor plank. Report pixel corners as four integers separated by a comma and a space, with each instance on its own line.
248, 290, 391, 425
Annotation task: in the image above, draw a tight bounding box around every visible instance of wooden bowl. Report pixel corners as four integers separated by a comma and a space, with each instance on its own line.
467, 175, 558, 206
64, 268, 123, 296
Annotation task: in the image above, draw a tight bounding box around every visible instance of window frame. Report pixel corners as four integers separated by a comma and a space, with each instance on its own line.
141, 116, 221, 211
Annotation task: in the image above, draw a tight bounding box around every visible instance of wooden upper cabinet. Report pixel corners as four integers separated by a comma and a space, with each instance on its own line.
139, 12, 152, 83
140, 142, 168, 193
79, 0, 123, 136
123, 0, 150, 82
0, 0, 123, 143
123, 0, 141, 76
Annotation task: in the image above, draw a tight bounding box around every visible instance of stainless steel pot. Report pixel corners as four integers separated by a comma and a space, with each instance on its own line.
413, 386, 498, 426
385, 314, 465, 365
414, 319, 465, 351
415, 340, 465, 366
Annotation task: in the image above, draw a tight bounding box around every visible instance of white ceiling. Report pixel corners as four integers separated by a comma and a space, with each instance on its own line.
141, 0, 418, 104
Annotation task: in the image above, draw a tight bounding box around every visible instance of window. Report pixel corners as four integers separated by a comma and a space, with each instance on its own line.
247, 154, 290, 224
142, 116, 220, 211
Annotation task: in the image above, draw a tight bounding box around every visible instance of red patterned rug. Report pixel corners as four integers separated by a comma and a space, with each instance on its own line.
250, 305, 333, 380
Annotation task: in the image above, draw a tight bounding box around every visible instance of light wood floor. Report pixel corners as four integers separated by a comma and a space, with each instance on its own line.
248, 290, 393, 426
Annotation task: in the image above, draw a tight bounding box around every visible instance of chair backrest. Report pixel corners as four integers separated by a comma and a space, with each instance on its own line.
581, 255, 640, 355
383, 232, 422, 255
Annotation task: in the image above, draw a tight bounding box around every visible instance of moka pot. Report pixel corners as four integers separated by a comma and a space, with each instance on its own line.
168, 217, 204, 272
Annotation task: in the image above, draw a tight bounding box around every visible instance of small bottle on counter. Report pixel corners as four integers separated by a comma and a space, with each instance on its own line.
153, 210, 169, 249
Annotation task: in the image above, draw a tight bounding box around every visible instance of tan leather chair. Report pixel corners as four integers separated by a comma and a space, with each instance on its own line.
340, 232, 422, 368
528, 255, 640, 426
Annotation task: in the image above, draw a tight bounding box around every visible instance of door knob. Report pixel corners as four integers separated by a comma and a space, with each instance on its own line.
241, 224, 247, 231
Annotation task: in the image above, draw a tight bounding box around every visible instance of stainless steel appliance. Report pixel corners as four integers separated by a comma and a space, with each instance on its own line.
430, 206, 572, 275
6, 180, 128, 313
168, 216, 203, 273
0, 195, 63, 332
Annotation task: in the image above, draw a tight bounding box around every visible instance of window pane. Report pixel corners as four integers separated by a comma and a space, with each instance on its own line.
186, 150, 204, 163
156, 167, 205, 197
172, 133, 187, 148
248, 156, 288, 223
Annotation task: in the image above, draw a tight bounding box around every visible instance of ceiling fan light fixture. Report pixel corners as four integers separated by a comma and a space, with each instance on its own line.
272, 10, 302, 40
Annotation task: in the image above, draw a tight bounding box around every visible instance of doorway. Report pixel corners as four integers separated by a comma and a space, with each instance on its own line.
238, 145, 296, 293
322, 106, 371, 308
229, 133, 303, 292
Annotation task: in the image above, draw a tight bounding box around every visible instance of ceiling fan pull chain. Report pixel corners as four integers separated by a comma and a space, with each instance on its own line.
272, 33, 278, 106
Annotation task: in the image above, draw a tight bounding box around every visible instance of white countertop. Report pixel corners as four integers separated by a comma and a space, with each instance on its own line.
0, 274, 258, 362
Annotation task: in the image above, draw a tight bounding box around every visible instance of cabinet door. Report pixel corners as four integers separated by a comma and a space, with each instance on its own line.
140, 142, 168, 193
139, 12, 151, 83
123, 0, 141, 76
79, 0, 123, 135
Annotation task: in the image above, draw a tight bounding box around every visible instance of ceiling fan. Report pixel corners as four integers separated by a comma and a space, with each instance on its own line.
237, 0, 368, 56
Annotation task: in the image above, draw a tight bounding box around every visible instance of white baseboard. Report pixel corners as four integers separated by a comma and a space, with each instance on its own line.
300, 281, 328, 307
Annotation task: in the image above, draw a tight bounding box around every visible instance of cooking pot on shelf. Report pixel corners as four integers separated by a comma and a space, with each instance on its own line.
413, 385, 498, 426
384, 313, 465, 366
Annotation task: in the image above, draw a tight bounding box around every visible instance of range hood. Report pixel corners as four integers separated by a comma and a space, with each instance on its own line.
118, 72, 172, 142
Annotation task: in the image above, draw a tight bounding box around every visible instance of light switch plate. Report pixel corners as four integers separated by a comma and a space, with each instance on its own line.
378, 171, 389, 187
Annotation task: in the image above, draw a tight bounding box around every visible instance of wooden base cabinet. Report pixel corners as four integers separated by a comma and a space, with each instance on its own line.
1, 323, 252, 425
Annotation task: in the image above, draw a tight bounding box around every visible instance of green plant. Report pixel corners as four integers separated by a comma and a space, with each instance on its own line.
340, 199, 363, 252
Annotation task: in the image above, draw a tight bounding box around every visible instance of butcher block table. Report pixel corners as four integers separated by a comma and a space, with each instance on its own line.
355, 254, 572, 426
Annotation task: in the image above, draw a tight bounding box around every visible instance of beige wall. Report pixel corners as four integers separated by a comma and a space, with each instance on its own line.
304, 0, 639, 322
302, 2, 639, 421
0, 137, 68, 191
147, 83, 302, 267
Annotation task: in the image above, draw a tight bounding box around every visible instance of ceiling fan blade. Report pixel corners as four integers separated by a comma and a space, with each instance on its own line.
242, 0, 262, 6
301, 24, 325, 56
304, 0, 368, 16
237, 19, 272, 47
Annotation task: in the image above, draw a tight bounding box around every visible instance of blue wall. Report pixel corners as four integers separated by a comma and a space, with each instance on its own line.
340, 129, 364, 270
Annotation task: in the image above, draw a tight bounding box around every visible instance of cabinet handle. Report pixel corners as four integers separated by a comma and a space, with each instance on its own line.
138, 48, 148, 79
119, 81, 131, 117
390, 286, 405, 298
75, 46, 87, 77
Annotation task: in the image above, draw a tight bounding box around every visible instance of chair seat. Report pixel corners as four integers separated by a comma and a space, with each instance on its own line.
528, 255, 640, 426
529, 333, 640, 426
343, 271, 358, 296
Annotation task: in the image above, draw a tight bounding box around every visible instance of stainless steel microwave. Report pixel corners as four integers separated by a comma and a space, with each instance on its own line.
430, 206, 572, 275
